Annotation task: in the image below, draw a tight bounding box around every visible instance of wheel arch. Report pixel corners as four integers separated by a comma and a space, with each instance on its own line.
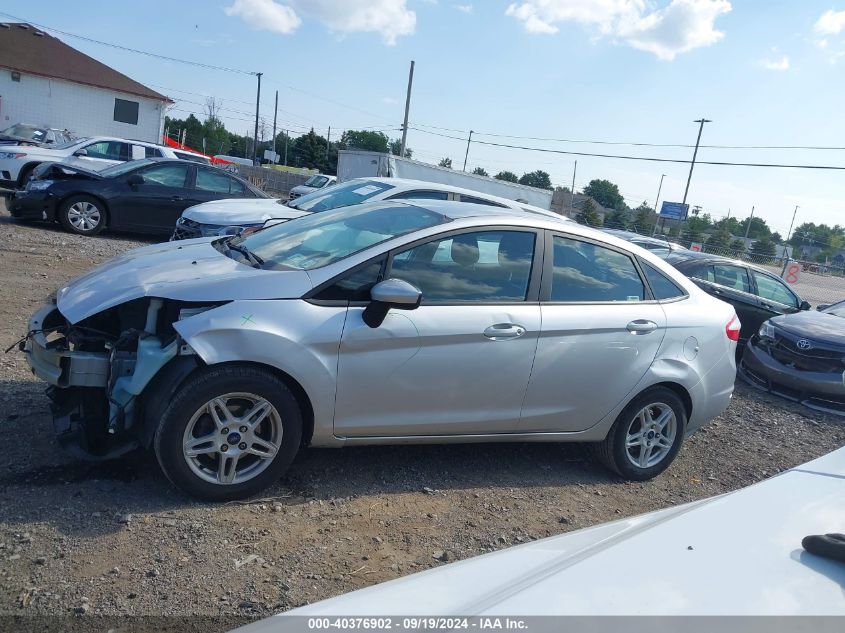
140, 357, 315, 449
17, 161, 42, 186
648, 381, 693, 422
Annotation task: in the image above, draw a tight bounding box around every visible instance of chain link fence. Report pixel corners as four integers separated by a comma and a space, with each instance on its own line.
233, 165, 311, 198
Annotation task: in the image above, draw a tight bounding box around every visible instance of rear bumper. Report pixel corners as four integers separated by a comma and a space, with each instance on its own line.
739, 339, 845, 415
8, 190, 58, 221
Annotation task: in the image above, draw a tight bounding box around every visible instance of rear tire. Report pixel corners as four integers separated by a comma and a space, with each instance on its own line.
58, 195, 106, 235
594, 386, 686, 481
154, 365, 302, 501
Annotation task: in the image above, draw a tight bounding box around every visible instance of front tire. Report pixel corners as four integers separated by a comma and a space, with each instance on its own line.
154, 365, 302, 501
58, 195, 106, 235
594, 387, 686, 481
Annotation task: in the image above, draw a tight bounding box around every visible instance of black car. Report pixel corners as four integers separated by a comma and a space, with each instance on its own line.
667, 251, 811, 348
8, 158, 267, 236
740, 300, 845, 414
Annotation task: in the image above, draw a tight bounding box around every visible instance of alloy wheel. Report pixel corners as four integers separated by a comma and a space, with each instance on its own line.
181, 392, 283, 485
624, 402, 677, 469
67, 201, 102, 232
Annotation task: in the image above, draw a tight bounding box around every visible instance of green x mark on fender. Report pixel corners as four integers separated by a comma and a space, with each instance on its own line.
240, 314, 256, 326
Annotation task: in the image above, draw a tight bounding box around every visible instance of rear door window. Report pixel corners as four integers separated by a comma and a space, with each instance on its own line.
707, 264, 751, 293
550, 236, 645, 302
83, 141, 129, 161
458, 194, 507, 207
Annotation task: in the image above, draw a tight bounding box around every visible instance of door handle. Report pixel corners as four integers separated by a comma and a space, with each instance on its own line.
483, 323, 526, 340
627, 319, 658, 334
171, 195, 184, 201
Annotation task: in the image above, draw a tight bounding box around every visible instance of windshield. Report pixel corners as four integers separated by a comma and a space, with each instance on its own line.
100, 159, 155, 177
289, 179, 395, 212
823, 301, 845, 318
2, 124, 45, 141
234, 202, 447, 270
304, 175, 330, 187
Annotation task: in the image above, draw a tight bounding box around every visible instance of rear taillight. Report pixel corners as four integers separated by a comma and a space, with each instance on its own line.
725, 314, 741, 342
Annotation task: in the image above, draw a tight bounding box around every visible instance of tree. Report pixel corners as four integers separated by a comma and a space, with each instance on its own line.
519, 170, 553, 190
576, 200, 602, 227
714, 216, 742, 235
706, 227, 733, 253
751, 238, 776, 258
438, 157, 453, 169
604, 209, 629, 230
631, 202, 655, 234
472, 167, 489, 177
684, 214, 711, 243
583, 179, 625, 210
291, 128, 335, 173
729, 239, 746, 256
342, 130, 390, 153
737, 216, 772, 241
771, 231, 783, 244
388, 138, 412, 158
494, 170, 519, 183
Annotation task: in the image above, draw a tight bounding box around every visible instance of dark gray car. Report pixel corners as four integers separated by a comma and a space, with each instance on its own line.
740, 300, 845, 414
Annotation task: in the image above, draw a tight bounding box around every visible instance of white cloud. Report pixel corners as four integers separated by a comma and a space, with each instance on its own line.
382, 96, 399, 104
454, 4, 474, 13
815, 9, 845, 35
224, 0, 416, 45
761, 55, 789, 71
505, 0, 732, 60
224, 0, 301, 34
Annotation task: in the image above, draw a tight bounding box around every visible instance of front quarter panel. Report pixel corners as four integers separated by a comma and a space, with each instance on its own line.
173, 300, 348, 445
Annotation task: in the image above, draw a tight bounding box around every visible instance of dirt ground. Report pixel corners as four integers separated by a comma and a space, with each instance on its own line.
0, 208, 843, 630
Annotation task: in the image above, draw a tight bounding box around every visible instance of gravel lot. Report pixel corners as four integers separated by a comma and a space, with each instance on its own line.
0, 207, 843, 631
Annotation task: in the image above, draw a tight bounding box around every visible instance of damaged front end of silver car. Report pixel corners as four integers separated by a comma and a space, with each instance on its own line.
21, 297, 219, 460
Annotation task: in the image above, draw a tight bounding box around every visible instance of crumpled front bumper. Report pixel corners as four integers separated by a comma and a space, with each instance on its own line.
22, 304, 109, 388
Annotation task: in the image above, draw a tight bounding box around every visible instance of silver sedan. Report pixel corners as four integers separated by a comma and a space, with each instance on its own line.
22, 201, 739, 500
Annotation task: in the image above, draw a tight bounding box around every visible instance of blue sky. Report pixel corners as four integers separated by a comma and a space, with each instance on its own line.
4, 0, 845, 233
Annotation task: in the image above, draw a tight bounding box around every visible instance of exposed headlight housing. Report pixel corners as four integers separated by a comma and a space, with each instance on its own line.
758, 322, 776, 340
26, 179, 54, 191
215, 225, 245, 237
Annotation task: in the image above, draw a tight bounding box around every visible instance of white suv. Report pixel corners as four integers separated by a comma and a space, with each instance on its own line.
0, 136, 209, 189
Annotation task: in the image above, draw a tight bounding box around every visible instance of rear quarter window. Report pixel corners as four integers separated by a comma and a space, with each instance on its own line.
641, 262, 686, 300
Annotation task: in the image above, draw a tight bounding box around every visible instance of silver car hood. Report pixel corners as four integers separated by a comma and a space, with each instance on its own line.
56, 238, 312, 323
182, 198, 306, 225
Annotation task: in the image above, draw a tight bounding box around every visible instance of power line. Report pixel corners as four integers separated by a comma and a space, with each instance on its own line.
0, 13, 256, 76
409, 127, 845, 171
412, 122, 845, 152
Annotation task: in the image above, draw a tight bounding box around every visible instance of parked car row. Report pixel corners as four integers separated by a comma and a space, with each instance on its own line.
0, 134, 209, 190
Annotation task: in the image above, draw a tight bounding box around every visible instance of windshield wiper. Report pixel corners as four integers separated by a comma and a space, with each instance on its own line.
225, 239, 264, 268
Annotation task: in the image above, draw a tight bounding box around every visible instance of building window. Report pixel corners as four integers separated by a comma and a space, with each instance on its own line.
113, 98, 139, 125
10, 71, 20, 82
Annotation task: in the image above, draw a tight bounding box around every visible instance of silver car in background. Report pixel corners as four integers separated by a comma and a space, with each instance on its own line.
22, 201, 738, 500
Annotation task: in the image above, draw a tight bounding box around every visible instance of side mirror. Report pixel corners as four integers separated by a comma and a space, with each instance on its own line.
800, 300, 811, 311
127, 174, 145, 187
362, 279, 422, 328
816, 304, 829, 311
72, 148, 88, 157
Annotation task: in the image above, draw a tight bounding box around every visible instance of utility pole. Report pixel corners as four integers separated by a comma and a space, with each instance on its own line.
326, 126, 331, 163
283, 129, 288, 166
272, 90, 278, 162
681, 118, 711, 208
462, 130, 473, 171
399, 60, 415, 158
781, 205, 800, 272
651, 173, 666, 236
252, 72, 262, 165
568, 161, 577, 216
744, 206, 755, 240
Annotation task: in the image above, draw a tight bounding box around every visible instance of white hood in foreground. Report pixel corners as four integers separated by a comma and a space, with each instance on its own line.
182, 198, 308, 226
56, 239, 312, 323
235, 448, 845, 624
